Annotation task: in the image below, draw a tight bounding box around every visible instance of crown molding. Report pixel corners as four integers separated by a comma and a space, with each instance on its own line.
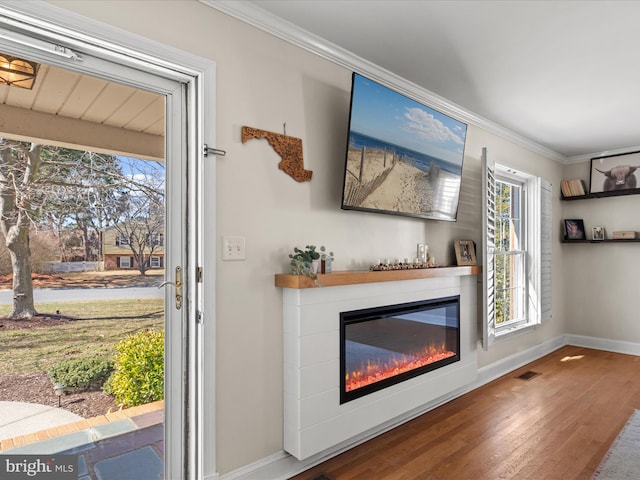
565, 144, 640, 164
202, 0, 567, 164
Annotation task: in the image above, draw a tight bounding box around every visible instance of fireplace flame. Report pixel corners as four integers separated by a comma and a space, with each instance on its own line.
345, 342, 455, 392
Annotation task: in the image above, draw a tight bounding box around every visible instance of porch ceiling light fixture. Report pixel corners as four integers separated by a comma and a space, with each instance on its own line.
0, 53, 39, 89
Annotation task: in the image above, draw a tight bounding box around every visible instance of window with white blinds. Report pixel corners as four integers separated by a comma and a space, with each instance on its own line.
482, 148, 552, 349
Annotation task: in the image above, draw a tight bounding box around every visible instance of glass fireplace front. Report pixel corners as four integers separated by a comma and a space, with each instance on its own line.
340, 296, 460, 404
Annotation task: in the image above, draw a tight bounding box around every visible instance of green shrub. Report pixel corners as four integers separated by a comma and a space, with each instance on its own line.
48, 357, 114, 392
104, 329, 164, 407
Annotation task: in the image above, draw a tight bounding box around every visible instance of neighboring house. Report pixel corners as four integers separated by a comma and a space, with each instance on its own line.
102, 225, 164, 271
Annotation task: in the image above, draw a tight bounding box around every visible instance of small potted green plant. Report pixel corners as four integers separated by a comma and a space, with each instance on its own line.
289, 244, 320, 273
289, 245, 329, 286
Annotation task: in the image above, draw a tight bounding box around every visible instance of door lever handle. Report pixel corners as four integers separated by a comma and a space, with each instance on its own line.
159, 266, 183, 309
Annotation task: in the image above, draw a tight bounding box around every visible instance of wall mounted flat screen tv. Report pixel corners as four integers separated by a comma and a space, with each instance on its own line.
341, 73, 468, 221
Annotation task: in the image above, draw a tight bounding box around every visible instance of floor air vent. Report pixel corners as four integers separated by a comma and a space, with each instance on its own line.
517, 370, 541, 380
309, 474, 335, 480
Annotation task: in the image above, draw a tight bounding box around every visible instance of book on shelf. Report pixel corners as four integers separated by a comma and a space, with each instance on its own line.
612, 231, 638, 239
560, 179, 586, 197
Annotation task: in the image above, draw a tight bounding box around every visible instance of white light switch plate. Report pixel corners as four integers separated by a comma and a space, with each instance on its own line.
222, 236, 246, 260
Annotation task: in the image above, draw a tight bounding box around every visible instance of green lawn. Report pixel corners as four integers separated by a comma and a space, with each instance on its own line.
0, 298, 164, 375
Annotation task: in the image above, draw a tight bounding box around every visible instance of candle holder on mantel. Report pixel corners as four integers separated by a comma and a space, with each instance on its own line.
320, 248, 334, 274
370, 258, 437, 271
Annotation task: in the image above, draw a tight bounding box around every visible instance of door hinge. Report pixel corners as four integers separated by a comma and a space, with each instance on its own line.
196, 267, 203, 283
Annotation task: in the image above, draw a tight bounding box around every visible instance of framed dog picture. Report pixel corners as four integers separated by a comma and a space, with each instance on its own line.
454, 240, 477, 266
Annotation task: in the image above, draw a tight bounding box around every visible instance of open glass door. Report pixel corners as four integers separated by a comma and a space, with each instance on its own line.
0, 15, 204, 479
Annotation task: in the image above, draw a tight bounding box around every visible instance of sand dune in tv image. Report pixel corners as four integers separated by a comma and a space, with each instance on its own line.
343, 145, 461, 220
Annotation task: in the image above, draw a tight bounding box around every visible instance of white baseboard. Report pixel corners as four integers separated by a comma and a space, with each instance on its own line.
218, 335, 640, 479
474, 335, 567, 387
565, 334, 640, 356
213, 451, 292, 480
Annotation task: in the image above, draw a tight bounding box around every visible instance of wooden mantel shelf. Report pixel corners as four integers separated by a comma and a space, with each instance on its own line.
275, 265, 481, 289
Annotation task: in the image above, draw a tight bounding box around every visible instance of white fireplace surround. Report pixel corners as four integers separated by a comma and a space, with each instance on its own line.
282, 272, 478, 460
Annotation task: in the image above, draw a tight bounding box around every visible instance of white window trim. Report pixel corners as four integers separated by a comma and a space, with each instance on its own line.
119, 256, 132, 268
482, 148, 552, 349
495, 169, 530, 337
494, 172, 527, 329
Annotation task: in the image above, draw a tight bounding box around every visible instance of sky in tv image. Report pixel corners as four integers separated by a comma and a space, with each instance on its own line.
349, 73, 467, 166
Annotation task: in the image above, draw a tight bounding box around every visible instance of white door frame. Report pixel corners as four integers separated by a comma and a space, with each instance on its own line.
0, 2, 216, 478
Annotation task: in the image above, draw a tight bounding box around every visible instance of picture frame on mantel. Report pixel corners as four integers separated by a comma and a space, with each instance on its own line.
454, 240, 476, 266
590, 151, 640, 194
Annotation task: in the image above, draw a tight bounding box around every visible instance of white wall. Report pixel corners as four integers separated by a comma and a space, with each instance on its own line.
562, 161, 640, 342
47, 1, 567, 475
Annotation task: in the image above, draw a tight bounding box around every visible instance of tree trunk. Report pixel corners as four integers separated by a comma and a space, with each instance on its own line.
7, 228, 36, 318
137, 252, 148, 276
0, 141, 40, 318
80, 223, 91, 261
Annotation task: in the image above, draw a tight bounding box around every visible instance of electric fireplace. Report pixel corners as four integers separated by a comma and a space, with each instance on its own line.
340, 295, 460, 404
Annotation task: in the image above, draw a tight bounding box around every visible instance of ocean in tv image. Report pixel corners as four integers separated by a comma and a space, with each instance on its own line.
341, 73, 467, 221
348, 132, 461, 176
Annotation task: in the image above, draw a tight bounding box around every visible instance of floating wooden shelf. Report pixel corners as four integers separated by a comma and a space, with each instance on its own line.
275, 265, 481, 289
561, 188, 640, 243
561, 188, 640, 201
562, 238, 640, 244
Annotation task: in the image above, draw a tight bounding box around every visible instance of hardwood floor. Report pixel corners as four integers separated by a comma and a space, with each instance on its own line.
290, 346, 640, 480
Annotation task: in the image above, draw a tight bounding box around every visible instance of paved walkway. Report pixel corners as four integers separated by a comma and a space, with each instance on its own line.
1, 401, 164, 480
0, 401, 84, 440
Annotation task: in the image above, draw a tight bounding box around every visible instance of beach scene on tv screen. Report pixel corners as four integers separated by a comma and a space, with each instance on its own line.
342, 74, 467, 221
